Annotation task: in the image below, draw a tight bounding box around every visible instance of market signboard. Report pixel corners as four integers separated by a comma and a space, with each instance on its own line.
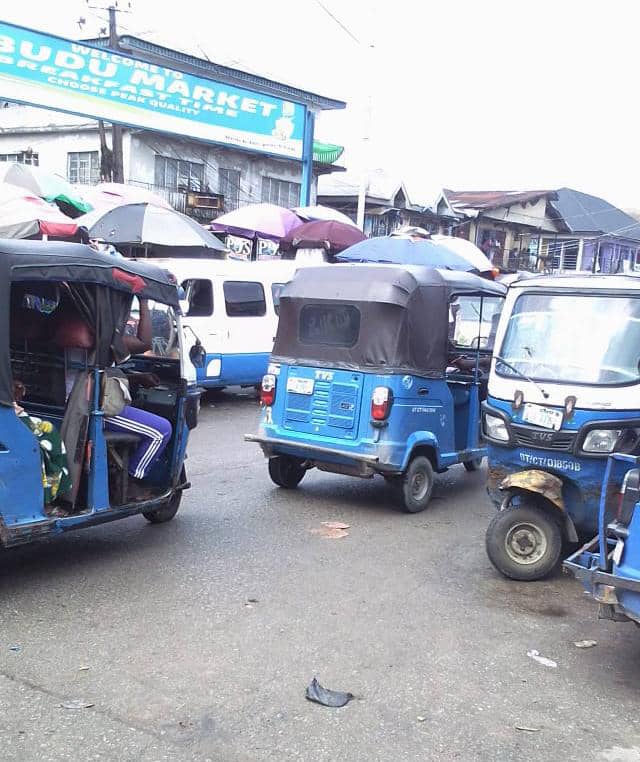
0, 22, 305, 159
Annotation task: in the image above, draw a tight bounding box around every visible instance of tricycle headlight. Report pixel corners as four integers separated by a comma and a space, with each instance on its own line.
582, 429, 623, 453
484, 413, 509, 442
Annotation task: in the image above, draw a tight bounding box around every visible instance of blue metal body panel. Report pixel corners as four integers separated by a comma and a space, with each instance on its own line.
258, 364, 485, 475
0, 366, 195, 548
197, 351, 270, 389
485, 395, 640, 536
564, 454, 640, 624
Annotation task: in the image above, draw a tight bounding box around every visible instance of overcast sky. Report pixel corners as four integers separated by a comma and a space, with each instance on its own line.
3, 0, 640, 208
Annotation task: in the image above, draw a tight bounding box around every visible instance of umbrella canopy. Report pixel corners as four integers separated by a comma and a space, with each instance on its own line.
335, 237, 478, 271
88, 203, 227, 251
431, 234, 493, 273
293, 205, 358, 227
0, 163, 92, 216
210, 203, 303, 241
0, 183, 79, 239
281, 220, 366, 253
80, 183, 172, 211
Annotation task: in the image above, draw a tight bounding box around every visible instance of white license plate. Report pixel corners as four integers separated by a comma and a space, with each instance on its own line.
522, 403, 563, 431
286, 377, 314, 395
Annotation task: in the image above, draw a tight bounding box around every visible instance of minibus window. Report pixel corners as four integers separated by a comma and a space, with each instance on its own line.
223, 281, 266, 317
182, 279, 213, 317
299, 304, 360, 347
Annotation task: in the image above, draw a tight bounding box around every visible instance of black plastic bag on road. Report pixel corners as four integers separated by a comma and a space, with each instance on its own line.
305, 677, 354, 708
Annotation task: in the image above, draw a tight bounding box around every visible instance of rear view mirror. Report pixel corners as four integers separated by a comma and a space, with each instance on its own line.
189, 339, 206, 368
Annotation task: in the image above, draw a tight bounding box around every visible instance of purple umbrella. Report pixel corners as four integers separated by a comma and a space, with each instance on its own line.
281, 220, 366, 253
210, 203, 303, 241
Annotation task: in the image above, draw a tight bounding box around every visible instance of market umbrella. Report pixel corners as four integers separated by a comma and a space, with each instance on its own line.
335, 237, 478, 271
88, 202, 227, 252
430, 234, 493, 273
0, 182, 79, 239
80, 182, 172, 211
210, 203, 303, 241
293, 205, 358, 227
0, 163, 92, 216
281, 220, 366, 253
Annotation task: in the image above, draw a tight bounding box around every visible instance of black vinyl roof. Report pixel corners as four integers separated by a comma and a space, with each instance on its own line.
283, 264, 506, 304
0, 239, 179, 306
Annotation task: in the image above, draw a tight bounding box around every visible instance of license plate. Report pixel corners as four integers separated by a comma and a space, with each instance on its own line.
522, 403, 563, 431
286, 377, 314, 395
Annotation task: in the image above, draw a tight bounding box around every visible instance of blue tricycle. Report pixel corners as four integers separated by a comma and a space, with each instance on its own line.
246, 264, 505, 512
483, 274, 640, 580
0, 239, 201, 548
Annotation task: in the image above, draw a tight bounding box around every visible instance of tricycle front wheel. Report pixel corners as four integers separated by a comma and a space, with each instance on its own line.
485, 503, 562, 581
268, 456, 306, 489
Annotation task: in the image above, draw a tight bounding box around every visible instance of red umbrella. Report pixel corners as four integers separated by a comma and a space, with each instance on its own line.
281, 220, 366, 253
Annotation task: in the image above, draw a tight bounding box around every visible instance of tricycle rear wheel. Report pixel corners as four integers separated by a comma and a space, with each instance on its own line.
399, 456, 434, 513
485, 503, 562, 581
143, 491, 182, 524
268, 456, 306, 489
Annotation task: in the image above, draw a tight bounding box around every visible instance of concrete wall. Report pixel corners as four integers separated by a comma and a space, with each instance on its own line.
130, 132, 318, 204
0, 127, 318, 205
482, 197, 560, 233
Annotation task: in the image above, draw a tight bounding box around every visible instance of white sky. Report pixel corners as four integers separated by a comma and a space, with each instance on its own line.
3, 0, 640, 208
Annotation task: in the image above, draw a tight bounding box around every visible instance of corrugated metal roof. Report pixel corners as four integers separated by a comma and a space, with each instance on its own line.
550, 188, 640, 242
444, 189, 554, 211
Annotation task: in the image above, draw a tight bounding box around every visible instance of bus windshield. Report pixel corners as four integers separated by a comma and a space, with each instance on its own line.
498, 292, 640, 386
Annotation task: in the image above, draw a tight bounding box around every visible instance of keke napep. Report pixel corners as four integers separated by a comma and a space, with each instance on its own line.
247, 263, 505, 512
0, 239, 200, 548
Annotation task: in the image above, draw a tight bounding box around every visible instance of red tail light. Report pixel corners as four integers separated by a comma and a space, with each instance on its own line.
371, 386, 393, 421
260, 373, 276, 406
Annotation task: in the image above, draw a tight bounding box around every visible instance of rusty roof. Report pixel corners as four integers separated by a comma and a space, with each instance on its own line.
444, 189, 556, 211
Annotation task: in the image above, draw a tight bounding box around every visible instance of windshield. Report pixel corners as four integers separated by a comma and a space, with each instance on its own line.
498, 292, 640, 386
450, 296, 503, 350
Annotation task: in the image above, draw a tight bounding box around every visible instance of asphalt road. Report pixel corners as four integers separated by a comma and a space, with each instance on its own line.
1, 390, 640, 762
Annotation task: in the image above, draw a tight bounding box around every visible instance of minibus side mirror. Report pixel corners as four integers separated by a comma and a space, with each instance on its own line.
189, 339, 206, 368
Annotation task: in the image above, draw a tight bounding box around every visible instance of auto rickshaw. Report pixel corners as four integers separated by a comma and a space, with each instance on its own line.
0, 239, 201, 548
564, 453, 640, 626
483, 274, 640, 580
246, 264, 505, 512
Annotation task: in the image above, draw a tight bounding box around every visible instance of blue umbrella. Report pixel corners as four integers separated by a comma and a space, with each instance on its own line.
335, 237, 477, 271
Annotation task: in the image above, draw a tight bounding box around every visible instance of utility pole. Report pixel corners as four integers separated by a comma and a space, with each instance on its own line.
107, 5, 124, 183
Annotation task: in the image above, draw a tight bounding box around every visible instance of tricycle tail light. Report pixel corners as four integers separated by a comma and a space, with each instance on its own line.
371, 386, 393, 421
260, 373, 276, 406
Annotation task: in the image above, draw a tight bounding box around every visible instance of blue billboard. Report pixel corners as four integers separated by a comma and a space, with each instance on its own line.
0, 21, 306, 159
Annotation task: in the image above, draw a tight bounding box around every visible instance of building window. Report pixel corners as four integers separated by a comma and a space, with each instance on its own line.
0, 151, 39, 165
219, 168, 241, 211
68, 151, 100, 185
154, 155, 203, 191
261, 176, 300, 208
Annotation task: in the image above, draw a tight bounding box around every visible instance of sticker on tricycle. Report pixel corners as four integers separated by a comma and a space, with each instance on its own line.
287, 377, 314, 395
522, 403, 563, 431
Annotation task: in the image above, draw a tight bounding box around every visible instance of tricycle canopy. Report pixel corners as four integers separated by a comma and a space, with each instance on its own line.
272, 263, 505, 378
0, 239, 180, 406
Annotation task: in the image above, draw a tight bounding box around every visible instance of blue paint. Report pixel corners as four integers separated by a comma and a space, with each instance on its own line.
299, 109, 315, 205
197, 351, 270, 388
485, 395, 640, 535
257, 364, 485, 480
0, 22, 305, 159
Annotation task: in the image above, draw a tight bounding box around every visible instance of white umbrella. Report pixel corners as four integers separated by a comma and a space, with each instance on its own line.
431, 234, 493, 272
294, 205, 358, 227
